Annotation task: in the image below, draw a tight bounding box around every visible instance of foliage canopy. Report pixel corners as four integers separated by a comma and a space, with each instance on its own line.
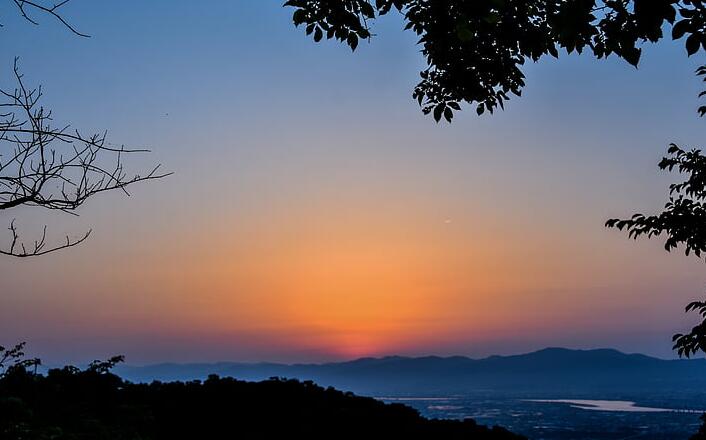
286, 0, 706, 121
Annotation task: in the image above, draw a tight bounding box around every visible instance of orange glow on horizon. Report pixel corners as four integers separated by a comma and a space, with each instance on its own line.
13, 162, 694, 363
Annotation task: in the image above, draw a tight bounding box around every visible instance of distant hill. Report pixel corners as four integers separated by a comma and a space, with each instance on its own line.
0, 365, 524, 440
115, 348, 706, 396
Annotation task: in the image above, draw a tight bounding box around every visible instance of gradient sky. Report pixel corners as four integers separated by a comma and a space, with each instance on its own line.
1, 0, 705, 364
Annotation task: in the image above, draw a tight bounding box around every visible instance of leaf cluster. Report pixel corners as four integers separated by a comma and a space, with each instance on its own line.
286, 0, 705, 122
606, 143, 706, 258
673, 301, 706, 357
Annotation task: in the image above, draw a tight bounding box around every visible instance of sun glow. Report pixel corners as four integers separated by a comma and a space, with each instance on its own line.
89, 185, 619, 361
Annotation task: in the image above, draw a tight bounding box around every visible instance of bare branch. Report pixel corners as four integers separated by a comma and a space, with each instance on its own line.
0, 219, 91, 257
6, 0, 89, 37
0, 59, 170, 257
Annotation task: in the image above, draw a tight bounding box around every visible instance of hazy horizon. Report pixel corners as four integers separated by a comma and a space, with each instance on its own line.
2, 0, 705, 365
109, 346, 691, 367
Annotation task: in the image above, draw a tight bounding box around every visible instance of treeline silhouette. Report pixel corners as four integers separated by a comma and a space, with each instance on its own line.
0, 362, 525, 440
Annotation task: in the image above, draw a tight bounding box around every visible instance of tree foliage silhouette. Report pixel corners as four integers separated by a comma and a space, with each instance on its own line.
0, 343, 39, 378
607, 66, 706, 358
286, 0, 706, 121
1, 1, 167, 257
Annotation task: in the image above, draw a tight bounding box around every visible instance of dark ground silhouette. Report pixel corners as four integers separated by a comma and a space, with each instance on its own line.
0, 362, 525, 440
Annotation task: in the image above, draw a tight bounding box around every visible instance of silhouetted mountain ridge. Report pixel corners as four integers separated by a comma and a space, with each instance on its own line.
115, 347, 706, 395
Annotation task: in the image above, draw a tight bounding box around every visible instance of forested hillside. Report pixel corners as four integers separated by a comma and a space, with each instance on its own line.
0, 364, 524, 440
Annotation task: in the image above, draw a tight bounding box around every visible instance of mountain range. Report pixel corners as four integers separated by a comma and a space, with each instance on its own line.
114, 347, 706, 396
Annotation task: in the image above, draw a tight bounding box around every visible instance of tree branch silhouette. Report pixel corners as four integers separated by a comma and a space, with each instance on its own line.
0, 59, 170, 257
3, 0, 89, 37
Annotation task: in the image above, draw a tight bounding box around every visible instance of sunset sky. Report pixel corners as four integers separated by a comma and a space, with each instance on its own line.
1, 0, 705, 364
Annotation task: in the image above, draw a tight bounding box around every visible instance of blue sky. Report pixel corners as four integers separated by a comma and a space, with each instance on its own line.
1, 0, 705, 364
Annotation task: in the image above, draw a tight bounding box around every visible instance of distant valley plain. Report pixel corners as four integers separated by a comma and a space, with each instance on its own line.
381, 395, 704, 439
